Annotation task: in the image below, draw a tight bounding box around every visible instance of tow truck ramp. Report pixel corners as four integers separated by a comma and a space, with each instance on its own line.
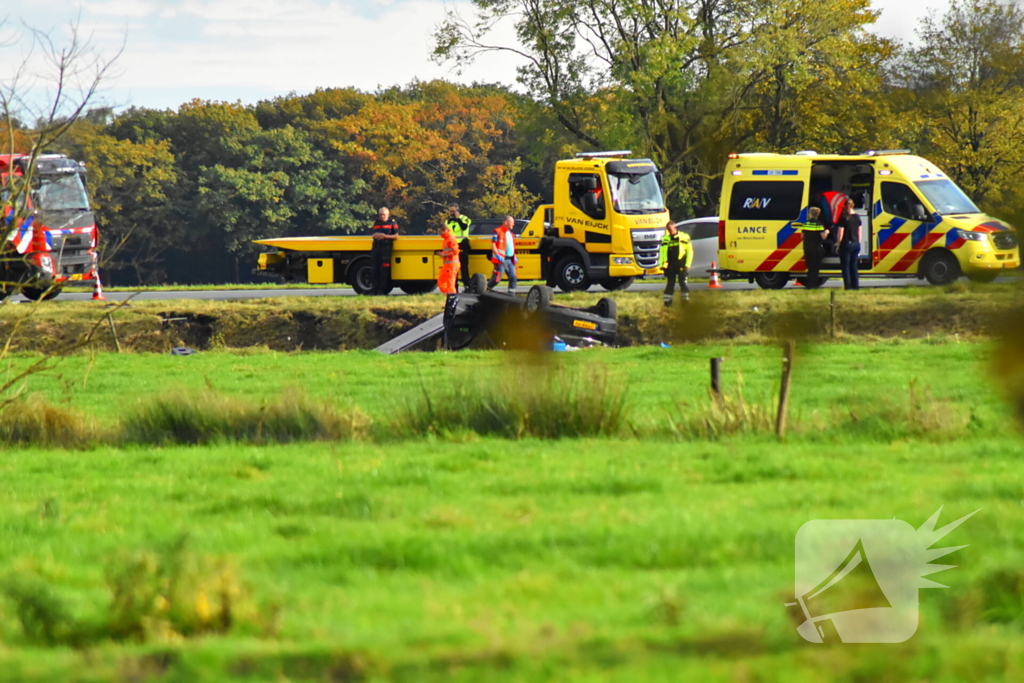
374, 312, 446, 354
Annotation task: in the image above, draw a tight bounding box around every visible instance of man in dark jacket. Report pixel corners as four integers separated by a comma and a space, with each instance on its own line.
370, 207, 399, 295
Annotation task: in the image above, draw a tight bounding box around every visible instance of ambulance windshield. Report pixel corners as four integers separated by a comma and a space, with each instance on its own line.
608, 172, 665, 215
914, 179, 980, 216
36, 174, 90, 211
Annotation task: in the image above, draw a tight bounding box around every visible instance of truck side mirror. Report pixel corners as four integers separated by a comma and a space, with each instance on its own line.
581, 177, 598, 191
583, 192, 600, 214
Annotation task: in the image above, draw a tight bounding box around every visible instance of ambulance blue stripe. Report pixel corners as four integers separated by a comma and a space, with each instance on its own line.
776, 207, 807, 248
878, 218, 905, 245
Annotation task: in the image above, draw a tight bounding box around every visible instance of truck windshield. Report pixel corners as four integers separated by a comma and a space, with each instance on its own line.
36, 174, 90, 211
608, 172, 665, 215
914, 179, 980, 216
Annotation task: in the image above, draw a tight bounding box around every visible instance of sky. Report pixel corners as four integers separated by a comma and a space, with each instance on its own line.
0, 0, 969, 115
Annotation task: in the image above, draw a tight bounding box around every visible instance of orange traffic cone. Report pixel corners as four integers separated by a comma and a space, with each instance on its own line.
92, 272, 106, 301
708, 262, 722, 289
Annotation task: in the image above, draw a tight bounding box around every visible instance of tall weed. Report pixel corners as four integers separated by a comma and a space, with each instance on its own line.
0, 394, 102, 448
667, 379, 779, 440
122, 390, 368, 445
394, 361, 627, 439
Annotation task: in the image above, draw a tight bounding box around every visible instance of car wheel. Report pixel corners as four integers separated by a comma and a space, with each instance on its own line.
921, 250, 961, 286
524, 285, 553, 314
554, 254, 589, 292
468, 273, 488, 294
595, 297, 618, 319
754, 272, 790, 290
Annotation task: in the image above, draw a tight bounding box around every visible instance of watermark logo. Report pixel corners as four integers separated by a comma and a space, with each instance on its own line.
788, 507, 978, 643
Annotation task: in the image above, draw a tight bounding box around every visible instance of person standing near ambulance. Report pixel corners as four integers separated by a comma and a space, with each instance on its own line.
487, 215, 518, 294
437, 222, 460, 294
800, 206, 827, 284
661, 220, 693, 306
446, 203, 472, 289
837, 199, 861, 290
370, 207, 399, 295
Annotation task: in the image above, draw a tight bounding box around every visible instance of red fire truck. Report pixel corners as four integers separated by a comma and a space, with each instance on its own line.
1, 153, 100, 300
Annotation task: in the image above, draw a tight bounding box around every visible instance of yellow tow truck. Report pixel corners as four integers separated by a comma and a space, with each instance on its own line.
254, 151, 670, 294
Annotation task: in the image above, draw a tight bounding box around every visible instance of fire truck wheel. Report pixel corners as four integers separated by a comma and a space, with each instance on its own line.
754, 272, 790, 290
468, 273, 488, 294
598, 277, 634, 291
524, 285, 553, 314
20, 286, 62, 301
348, 258, 375, 295
595, 297, 618, 320
554, 254, 589, 292
921, 250, 962, 286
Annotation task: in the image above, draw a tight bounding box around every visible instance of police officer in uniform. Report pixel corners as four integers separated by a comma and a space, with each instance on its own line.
799, 206, 827, 285
661, 220, 693, 306
370, 207, 399, 295
445, 203, 472, 289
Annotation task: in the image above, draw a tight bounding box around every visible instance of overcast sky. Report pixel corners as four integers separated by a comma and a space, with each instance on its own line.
0, 1, 961, 113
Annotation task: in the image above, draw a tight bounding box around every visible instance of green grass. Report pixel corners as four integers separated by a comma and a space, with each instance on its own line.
0, 342, 1022, 680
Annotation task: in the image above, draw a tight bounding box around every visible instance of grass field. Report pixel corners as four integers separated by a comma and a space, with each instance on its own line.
1, 341, 1023, 681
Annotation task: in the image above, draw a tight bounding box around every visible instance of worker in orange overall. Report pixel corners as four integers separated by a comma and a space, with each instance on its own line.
437, 222, 461, 294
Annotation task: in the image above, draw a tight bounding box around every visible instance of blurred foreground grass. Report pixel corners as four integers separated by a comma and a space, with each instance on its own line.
0, 342, 1021, 680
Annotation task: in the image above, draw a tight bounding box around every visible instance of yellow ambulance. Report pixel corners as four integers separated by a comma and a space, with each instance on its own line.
717, 150, 1020, 288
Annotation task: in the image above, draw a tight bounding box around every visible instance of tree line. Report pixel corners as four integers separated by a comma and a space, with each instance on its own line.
9, 0, 1024, 285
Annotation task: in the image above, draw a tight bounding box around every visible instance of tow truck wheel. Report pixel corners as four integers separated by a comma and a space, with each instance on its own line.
921, 250, 961, 286
348, 258, 375, 295
595, 297, 618, 320
468, 273, 488, 294
399, 281, 437, 295
795, 276, 829, 289
598, 276, 635, 291
524, 285, 553, 314
754, 272, 790, 290
554, 254, 590, 292
20, 286, 62, 301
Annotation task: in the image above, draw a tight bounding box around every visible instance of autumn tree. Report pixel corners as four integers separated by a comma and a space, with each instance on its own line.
435, 0, 892, 216
891, 0, 1024, 218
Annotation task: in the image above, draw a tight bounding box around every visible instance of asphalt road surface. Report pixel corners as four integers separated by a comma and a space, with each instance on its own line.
7, 276, 1009, 303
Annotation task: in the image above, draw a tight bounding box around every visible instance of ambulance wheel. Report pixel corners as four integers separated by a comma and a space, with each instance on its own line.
348, 258, 375, 295
399, 280, 437, 295
594, 297, 618, 320
598, 276, 634, 291
468, 273, 488, 294
754, 272, 790, 290
20, 286, 62, 301
554, 254, 590, 292
524, 285, 553, 314
921, 250, 961, 286
795, 276, 829, 289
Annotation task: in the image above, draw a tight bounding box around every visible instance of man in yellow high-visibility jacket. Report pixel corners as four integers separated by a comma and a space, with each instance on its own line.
446, 203, 472, 289
661, 220, 693, 306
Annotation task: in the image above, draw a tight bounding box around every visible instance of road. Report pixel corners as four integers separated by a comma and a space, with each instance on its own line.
4, 276, 979, 303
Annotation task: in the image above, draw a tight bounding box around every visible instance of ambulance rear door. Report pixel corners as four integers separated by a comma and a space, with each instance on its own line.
725, 172, 808, 273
